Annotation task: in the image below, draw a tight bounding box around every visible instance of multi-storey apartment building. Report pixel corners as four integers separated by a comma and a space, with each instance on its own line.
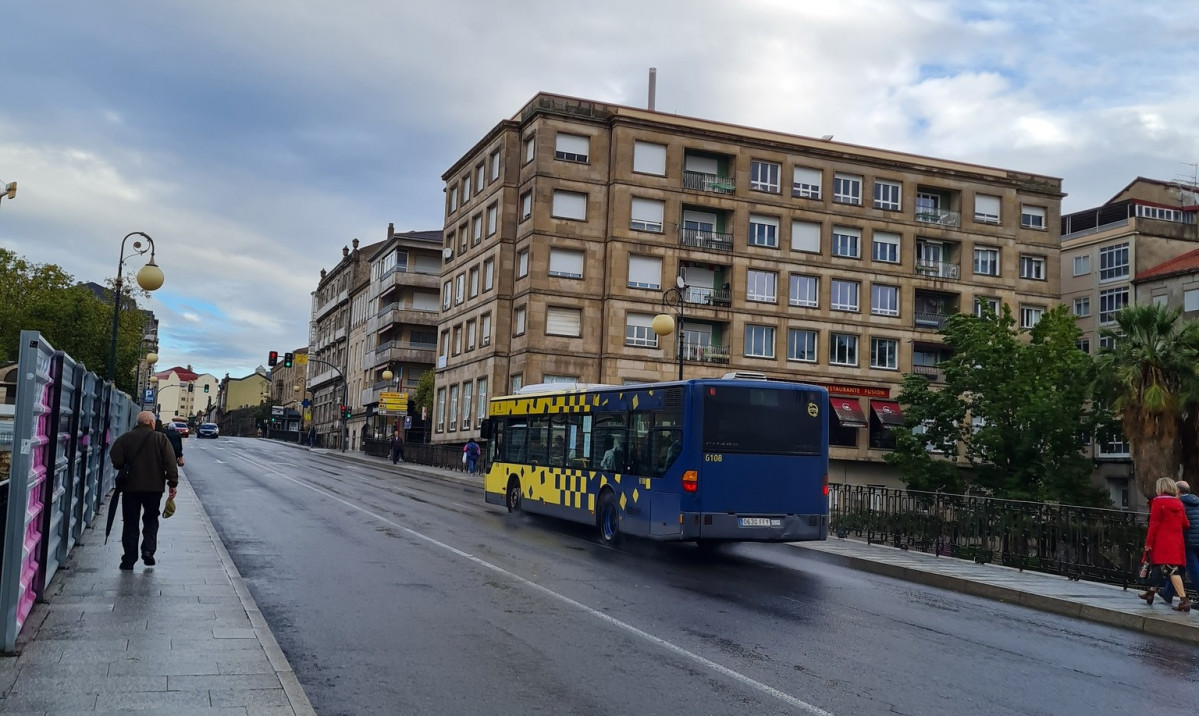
1134, 248, 1199, 312
310, 238, 381, 449
361, 226, 442, 438
151, 366, 219, 422
1060, 177, 1199, 507
265, 346, 309, 432
435, 92, 1065, 486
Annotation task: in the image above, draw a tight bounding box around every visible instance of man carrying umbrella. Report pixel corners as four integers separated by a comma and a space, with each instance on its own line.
108, 410, 179, 570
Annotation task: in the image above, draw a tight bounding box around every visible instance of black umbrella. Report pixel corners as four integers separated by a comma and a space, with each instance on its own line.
104, 486, 122, 544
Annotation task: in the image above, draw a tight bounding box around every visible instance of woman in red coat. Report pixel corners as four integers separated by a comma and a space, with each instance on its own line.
1139, 477, 1191, 612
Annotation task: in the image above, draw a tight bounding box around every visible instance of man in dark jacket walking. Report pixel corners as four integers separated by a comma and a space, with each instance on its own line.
156, 419, 184, 468
389, 430, 405, 464
1160, 480, 1199, 602
110, 411, 179, 570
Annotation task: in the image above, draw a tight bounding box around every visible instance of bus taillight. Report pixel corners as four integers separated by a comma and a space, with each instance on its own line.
823, 473, 829, 496
682, 470, 699, 493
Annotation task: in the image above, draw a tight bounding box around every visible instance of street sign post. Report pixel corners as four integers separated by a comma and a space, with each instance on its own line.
377, 391, 408, 415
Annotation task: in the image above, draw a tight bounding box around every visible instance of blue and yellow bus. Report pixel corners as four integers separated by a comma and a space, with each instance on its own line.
482, 374, 829, 546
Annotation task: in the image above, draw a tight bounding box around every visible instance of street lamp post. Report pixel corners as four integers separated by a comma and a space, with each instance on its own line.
107, 232, 164, 383
652, 276, 687, 381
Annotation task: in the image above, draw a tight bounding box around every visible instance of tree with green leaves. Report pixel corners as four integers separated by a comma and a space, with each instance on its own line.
0, 248, 147, 394
1094, 303, 1199, 500
886, 304, 1110, 506
412, 370, 435, 421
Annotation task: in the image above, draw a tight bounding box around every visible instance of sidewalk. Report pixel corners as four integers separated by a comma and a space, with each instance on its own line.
0, 472, 315, 714
292, 440, 1199, 645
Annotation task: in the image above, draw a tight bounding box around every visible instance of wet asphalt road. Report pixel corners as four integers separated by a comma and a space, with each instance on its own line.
183, 438, 1199, 716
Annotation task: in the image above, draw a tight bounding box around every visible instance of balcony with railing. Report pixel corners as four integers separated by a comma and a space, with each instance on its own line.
914, 208, 961, 227
680, 228, 734, 252
374, 339, 436, 365
681, 342, 731, 364
682, 285, 732, 307
913, 311, 952, 330
910, 364, 944, 382
914, 260, 961, 279
682, 170, 735, 195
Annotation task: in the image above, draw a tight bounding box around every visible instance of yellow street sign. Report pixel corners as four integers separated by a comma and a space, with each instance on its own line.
379, 391, 408, 413
294, 354, 308, 365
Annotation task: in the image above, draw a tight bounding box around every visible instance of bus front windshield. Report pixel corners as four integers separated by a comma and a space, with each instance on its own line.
701, 386, 823, 456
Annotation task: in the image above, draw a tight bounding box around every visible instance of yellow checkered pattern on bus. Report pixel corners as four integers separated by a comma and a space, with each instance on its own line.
485, 463, 647, 516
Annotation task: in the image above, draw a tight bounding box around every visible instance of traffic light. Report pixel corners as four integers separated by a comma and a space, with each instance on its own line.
204, 384, 209, 393
187, 383, 194, 392
268, 351, 278, 367
341, 405, 352, 419
284, 352, 294, 368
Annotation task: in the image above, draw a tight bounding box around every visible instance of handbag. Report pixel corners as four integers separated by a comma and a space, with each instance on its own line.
462, 451, 468, 465
115, 432, 155, 491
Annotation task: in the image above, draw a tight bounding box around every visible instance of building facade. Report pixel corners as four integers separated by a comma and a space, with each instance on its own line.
266, 347, 309, 432
152, 366, 219, 423
309, 238, 382, 449
361, 226, 442, 439
1060, 177, 1199, 508
434, 92, 1064, 486
1134, 248, 1199, 311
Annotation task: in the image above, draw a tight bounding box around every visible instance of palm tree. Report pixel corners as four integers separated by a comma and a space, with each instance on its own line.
1094, 303, 1199, 500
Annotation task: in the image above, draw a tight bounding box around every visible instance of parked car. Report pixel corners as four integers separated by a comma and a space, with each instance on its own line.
197, 423, 219, 439
169, 421, 190, 438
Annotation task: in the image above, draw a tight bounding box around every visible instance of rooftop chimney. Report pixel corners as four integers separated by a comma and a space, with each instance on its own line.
648, 67, 657, 111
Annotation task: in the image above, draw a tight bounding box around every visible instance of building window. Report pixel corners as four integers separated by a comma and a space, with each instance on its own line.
628, 255, 662, 290
745, 325, 775, 358
1073, 254, 1091, 276
1153, 294, 1169, 307
1099, 287, 1129, 324
872, 231, 900, 263
974, 296, 1000, 317
625, 313, 659, 347
1073, 296, 1090, 317
489, 151, 500, 181
462, 176, 471, 204
472, 215, 483, 244
870, 337, 898, 370
1021, 205, 1046, 229
630, 198, 665, 232
548, 248, 584, 279
633, 141, 667, 175
452, 325, 462, 355
523, 135, 535, 164
1077, 338, 1090, 354
871, 284, 899, 316
832, 227, 861, 258
435, 388, 446, 432
1020, 255, 1046, 280
440, 330, 449, 360
514, 307, 526, 336
750, 160, 781, 193
546, 306, 582, 337
476, 378, 488, 426
442, 281, 452, 310
520, 192, 532, 222
974, 194, 1001, 224
833, 173, 862, 205
1099, 243, 1130, 281
455, 274, 465, 304
476, 165, 485, 192
481, 314, 492, 346
746, 269, 778, 302
511, 374, 523, 392
465, 319, 477, 351
972, 247, 999, 276
1099, 335, 1117, 351
830, 333, 858, 366
791, 220, 821, 253
1020, 305, 1044, 328
749, 214, 780, 248
873, 180, 901, 211
554, 133, 589, 163
789, 274, 819, 307
461, 381, 473, 430
487, 204, 498, 236
469, 267, 479, 298
483, 259, 495, 291
449, 185, 458, 212
792, 167, 822, 199
831, 279, 860, 312
551, 190, 587, 221
1186, 288, 1199, 312
787, 328, 817, 362
517, 249, 529, 278
448, 384, 459, 432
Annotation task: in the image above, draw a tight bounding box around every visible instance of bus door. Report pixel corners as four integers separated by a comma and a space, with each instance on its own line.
697, 384, 827, 515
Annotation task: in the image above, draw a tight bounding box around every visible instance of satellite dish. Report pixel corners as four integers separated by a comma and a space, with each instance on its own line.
442, 248, 453, 259
675, 275, 686, 289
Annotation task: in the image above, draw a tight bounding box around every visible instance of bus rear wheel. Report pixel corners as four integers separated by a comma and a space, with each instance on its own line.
506, 478, 522, 513
597, 491, 621, 546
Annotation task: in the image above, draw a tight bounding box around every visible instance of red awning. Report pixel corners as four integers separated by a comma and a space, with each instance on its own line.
871, 400, 905, 428
830, 397, 868, 428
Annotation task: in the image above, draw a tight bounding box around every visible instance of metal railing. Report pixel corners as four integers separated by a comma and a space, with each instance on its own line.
910, 364, 944, 382
679, 228, 734, 252
682, 170, 735, 194
363, 438, 489, 474
913, 311, 951, 329
915, 209, 961, 227
827, 484, 1172, 591
681, 343, 731, 364
683, 286, 732, 306
914, 260, 961, 279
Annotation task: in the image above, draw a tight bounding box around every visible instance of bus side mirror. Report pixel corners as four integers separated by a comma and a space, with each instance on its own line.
479, 418, 491, 439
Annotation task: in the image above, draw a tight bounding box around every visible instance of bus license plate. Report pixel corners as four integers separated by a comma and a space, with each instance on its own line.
739, 517, 777, 528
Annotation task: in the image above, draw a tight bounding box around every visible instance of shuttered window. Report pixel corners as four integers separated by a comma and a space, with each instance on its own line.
633, 141, 667, 175
555, 133, 590, 163
627, 255, 662, 290
974, 194, 1001, 224
630, 198, 665, 232
546, 307, 582, 337
552, 190, 587, 220
548, 248, 584, 279
791, 221, 820, 253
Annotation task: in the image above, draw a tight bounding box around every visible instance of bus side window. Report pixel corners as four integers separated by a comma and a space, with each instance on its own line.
527, 415, 550, 466
592, 414, 627, 472
627, 412, 653, 477
491, 420, 506, 462
652, 410, 684, 477
548, 415, 569, 468
565, 413, 589, 468
506, 420, 528, 464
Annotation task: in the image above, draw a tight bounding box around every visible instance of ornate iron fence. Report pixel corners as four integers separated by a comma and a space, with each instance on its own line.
828, 484, 1160, 590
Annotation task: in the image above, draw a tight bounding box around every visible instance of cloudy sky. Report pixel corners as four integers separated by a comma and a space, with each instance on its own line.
2, 1, 1197, 378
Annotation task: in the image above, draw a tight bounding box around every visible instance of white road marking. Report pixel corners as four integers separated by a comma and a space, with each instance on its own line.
225, 452, 834, 716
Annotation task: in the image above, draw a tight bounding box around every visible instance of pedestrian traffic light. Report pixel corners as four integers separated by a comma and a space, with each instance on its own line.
284, 352, 294, 368
268, 351, 278, 367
